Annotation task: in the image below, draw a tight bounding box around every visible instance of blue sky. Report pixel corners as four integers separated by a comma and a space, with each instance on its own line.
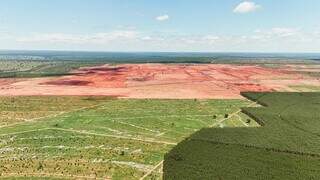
0, 0, 319, 52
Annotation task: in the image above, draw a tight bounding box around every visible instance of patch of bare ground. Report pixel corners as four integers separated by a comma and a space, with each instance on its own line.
0, 64, 319, 99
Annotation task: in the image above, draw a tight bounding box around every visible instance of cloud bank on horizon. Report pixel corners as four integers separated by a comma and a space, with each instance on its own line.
0, 0, 319, 52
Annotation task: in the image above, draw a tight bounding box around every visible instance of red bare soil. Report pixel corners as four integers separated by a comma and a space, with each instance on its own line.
0, 64, 319, 99
0, 79, 22, 91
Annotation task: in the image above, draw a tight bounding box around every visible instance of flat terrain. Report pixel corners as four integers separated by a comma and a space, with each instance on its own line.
0, 60, 104, 78
164, 92, 320, 180
0, 96, 256, 179
1, 60, 320, 179
0, 63, 320, 99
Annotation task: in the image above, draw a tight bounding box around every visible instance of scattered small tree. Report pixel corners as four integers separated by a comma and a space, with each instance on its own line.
53, 123, 60, 127
37, 162, 43, 171
120, 151, 125, 156
224, 114, 229, 118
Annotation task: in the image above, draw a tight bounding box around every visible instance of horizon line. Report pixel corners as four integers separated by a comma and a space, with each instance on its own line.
0, 49, 320, 54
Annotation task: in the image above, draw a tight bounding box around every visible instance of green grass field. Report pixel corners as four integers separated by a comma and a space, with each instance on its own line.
164, 92, 320, 180
289, 85, 320, 92
0, 96, 255, 179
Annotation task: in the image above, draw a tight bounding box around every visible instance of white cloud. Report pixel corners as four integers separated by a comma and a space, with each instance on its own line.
271, 28, 299, 37
253, 27, 300, 40
2, 27, 320, 52
141, 36, 165, 42
141, 36, 152, 41
203, 35, 220, 41
0, 27, 11, 40
16, 30, 139, 44
233, 1, 261, 14
315, 30, 320, 38
156, 14, 170, 21
130, 28, 320, 52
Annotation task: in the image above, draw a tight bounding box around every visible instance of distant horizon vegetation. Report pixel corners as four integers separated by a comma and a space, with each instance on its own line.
0, 49, 320, 62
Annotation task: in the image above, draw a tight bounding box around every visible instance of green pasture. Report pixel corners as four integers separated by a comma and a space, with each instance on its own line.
0, 97, 254, 179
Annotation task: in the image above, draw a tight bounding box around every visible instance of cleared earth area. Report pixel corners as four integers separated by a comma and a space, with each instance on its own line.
0, 96, 257, 179
1, 63, 320, 99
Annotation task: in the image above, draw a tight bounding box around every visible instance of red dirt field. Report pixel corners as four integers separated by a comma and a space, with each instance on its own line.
0, 79, 22, 88
0, 64, 319, 99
